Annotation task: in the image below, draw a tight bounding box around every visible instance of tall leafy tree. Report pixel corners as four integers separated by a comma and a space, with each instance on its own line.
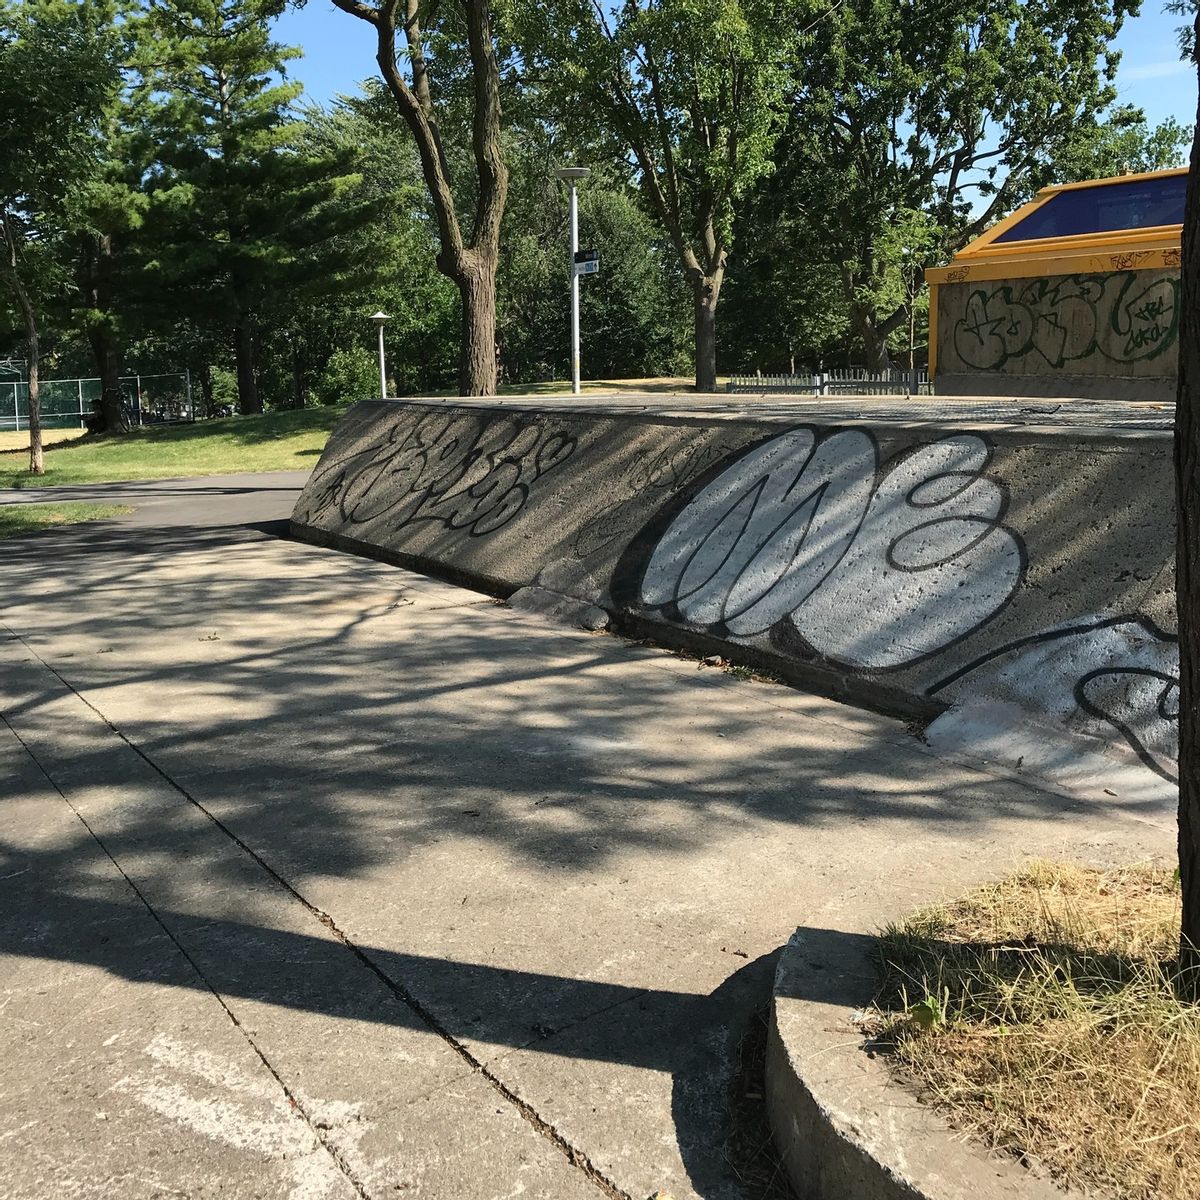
136, 0, 379, 413
274, 84, 460, 400
0, 0, 119, 472
1054, 104, 1190, 184
496, 124, 690, 384
522, 0, 798, 391
777, 0, 1145, 369
328, 0, 509, 396
73, 8, 150, 434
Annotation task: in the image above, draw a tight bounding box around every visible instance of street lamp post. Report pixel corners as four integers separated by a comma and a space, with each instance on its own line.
554, 167, 590, 395
370, 311, 390, 398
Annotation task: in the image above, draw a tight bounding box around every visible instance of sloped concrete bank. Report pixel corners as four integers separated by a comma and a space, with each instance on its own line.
291, 397, 1177, 802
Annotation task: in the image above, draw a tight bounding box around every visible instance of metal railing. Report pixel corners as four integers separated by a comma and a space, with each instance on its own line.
727, 367, 931, 396
0, 372, 193, 431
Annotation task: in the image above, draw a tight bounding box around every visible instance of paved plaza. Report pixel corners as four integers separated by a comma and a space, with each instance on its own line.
0, 473, 1173, 1199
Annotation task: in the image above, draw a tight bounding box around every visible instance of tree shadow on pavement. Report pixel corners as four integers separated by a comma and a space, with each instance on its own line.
0, 512, 1170, 1199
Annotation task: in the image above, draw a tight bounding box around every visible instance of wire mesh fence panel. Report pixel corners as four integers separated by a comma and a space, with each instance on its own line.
0, 373, 192, 431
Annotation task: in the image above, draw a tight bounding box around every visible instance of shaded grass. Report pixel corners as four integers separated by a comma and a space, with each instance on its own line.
0, 406, 349, 488
872, 862, 1198, 1199
0, 502, 133, 538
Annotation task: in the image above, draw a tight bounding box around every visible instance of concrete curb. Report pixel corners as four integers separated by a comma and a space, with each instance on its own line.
764, 928, 1067, 1200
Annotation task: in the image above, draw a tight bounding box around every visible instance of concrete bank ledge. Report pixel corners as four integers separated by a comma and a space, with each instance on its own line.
292, 396, 1177, 804
765, 930, 1067, 1200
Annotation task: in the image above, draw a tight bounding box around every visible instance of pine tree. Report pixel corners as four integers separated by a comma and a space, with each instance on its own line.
135, 0, 379, 413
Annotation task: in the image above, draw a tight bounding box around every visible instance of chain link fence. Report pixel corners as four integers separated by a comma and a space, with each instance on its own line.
0, 372, 193, 431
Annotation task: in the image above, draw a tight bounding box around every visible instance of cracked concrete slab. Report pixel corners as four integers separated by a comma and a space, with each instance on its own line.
0, 724, 361, 1200
0, 473, 1175, 1199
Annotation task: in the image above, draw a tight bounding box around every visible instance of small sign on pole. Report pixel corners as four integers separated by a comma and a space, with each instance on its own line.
574, 248, 600, 277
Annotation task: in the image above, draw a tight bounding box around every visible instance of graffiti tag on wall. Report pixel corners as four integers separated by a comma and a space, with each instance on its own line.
929, 616, 1179, 783
951, 272, 1179, 371
638, 428, 1025, 668
294, 412, 576, 537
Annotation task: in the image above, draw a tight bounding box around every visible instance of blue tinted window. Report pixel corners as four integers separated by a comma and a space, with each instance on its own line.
993, 174, 1186, 243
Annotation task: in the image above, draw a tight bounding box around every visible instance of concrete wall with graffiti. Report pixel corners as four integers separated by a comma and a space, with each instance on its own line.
293, 400, 1177, 803
935, 267, 1179, 400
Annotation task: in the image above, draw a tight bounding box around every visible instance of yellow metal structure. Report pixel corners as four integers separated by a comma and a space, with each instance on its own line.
926, 168, 1184, 384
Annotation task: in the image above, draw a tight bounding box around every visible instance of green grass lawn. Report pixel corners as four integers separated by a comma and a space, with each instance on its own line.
0, 502, 134, 538
0, 405, 349, 489
0, 379, 704, 490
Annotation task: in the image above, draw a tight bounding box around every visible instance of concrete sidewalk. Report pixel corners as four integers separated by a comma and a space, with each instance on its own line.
0, 479, 1174, 1199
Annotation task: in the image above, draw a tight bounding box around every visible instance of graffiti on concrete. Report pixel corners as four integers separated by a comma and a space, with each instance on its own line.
929, 616, 1179, 782
952, 272, 1179, 371
638, 428, 1024, 668
573, 440, 740, 560
294, 412, 576, 537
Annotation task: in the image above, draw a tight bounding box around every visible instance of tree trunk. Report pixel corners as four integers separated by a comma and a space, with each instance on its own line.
291, 344, 306, 410
1175, 27, 1200, 990
693, 273, 722, 392
456, 252, 498, 396
199, 363, 214, 418
81, 233, 129, 433
87, 320, 129, 433
854, 304, 892, 372
9, 274, 42, 474
341, 0, 508, 401
24, 320, 42, 475
233, 322, 261, 414
2, 214, 43, 473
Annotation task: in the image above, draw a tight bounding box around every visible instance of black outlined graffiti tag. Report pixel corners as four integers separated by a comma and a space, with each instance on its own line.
294, 412, 577, 537
952, 272, 1179, 371
637, 428, 1025, 669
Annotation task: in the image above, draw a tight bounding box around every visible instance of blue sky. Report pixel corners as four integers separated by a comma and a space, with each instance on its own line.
276, 2, 1196, 135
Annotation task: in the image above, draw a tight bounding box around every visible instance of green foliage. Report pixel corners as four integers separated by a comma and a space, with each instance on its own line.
0, 0, 120, 223
315, 345, 378, 405
271, 85, 460, 400
772, 0, 1143, 366
497, 135, 691, 383
209, 365, 238, 412
0, 0, 122, 331
518, 0, 803, 386
2, 0, 1192, 405
1053, 105, 1191, 184
133, 0, 382, 410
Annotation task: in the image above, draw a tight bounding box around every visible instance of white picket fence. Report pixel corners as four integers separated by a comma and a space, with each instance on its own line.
727, 367, 931, 396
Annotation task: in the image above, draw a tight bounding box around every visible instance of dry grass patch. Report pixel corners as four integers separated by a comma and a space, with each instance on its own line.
872, 861, 1199, 1199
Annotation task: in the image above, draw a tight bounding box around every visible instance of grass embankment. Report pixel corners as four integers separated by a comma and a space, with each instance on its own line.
0, 405, 348, 489
0, 502, 133, 538
874, 861, 1198, 1200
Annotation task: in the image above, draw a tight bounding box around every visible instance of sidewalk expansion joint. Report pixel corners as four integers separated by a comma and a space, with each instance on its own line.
0, 709, 373, 1200
4, 626, 632, 1200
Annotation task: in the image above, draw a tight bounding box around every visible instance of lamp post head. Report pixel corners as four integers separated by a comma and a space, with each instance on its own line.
554, 167, 590, 181
370, 310, 390, 326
